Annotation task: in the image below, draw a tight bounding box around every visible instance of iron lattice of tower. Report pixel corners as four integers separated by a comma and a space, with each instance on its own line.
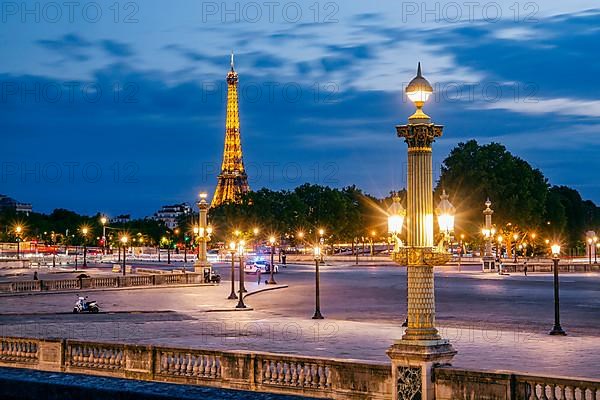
211, 54, 250, 208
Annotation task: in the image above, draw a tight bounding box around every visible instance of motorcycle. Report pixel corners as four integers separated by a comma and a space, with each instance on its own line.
73, 295, 100, 313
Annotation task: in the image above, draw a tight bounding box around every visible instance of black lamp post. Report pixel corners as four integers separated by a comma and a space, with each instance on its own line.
267, 236, 277, 285
587, 238, 593, 269
549, 244, 566, 336
236, 241, 247, 309
228, 242, 237, 300
15, 226, 23, 260
81, 228, 88, 267
312, 245, 324, 320
121, 236, 128, 276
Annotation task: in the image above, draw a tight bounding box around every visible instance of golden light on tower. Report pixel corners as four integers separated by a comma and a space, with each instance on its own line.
212, 53, 250, 207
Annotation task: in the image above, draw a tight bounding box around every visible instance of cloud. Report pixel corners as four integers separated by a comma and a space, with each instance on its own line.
100, 40, 134, 57
482, 97, 600, 118
36, 33, 91, 62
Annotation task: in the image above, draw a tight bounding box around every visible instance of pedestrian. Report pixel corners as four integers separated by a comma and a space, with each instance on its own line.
524, 262, 528, 276
257, 270, 262, 285
33, 271, 38, 281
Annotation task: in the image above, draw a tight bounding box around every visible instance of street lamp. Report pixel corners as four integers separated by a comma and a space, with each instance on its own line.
15, 225, 23, 260
100, 217, 108, 254
387, 192, 406, 257
196, 192, 212, 274
587, 237, 594, 267
227, 241, 237, 300
236, 240, 247, 309
497, 235, 503, 260
549, 244, 566, 336
121, 235, 128, 276
392, 62, 456, 350
253, 227, 260, 252
81, 227, 89, 267
435, 190, 455, 251
267, 236, 277, 285
312, 245, 324, 319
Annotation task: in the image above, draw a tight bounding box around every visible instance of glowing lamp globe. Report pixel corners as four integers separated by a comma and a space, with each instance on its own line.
406, 63, 433, 120
229, 241, 236, 251
313, 246, 321, 259
551, 244, 561, 257
435, 190, 456, 234
387, 193, 406, 235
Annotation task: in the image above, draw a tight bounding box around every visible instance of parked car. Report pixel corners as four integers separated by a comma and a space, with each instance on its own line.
254, 260, 279, 273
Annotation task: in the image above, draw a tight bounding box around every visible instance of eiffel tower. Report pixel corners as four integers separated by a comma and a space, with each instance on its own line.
211, 53, 250, 208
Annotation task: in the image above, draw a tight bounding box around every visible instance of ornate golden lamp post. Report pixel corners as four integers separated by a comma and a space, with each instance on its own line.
387, 63, 456, 400
482, 199, 496, 272
195, 192, 213, 275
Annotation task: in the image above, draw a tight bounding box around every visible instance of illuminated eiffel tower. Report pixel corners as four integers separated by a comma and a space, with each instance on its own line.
211, 53, 250, 208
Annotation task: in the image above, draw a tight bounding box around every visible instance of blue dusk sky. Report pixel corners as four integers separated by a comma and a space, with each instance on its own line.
1, 0, 599, 217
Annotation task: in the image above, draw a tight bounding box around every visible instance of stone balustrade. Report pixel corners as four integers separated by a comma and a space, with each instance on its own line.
0, 337, 598, 399
0, 273, 209, 295
0, 337, 393, 400
434, 367, 600, 400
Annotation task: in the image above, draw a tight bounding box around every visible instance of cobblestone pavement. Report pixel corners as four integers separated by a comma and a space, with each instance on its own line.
0, 263, 598, 379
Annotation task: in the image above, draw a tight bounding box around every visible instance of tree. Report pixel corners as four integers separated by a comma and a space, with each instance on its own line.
437, 140, 549, 238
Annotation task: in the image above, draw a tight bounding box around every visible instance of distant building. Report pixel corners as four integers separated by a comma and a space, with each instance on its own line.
0, 195, 32, 216
111, 214, 131, 224
153, 203, 192, 229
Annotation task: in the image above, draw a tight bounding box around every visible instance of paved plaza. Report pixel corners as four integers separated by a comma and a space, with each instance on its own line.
0, 262, 599, 379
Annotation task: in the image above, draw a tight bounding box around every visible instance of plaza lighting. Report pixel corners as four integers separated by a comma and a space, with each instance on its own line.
549, 243, 566, 336
405, 62, 434, 120
227, 241, 237, 300
318, 229, 325, 237
387, 193, 406, 236
253, 227, 259, 235
196, 192, 211, 274
100, 217, 108, 254
15, 225, 23, 260
81, 226, 89, 267
436, 190, 456, 236
312, 245, 324, 320
120, 235, 129, 276
588, 237, 598, 269
236, 239, 247, 309
267, 236, 277, 285
394, 62, 454, 346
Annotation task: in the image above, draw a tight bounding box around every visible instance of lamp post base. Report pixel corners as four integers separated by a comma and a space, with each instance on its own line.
227, 292, 238, 300
266, 279, 277, 285
312, 310, 324, 320
549, 326, 567, 336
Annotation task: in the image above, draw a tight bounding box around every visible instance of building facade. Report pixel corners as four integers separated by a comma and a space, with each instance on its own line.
154, 204, 192, 229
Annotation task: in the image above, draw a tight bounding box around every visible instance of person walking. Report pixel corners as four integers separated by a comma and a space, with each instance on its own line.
257, 269, 262, 285
523, 261, 528, 276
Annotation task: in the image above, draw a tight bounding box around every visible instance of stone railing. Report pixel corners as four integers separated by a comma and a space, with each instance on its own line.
0, 337, 393, 400
0, 273, 209, 295
434, 367, 600, 400
1, 337, 598, 399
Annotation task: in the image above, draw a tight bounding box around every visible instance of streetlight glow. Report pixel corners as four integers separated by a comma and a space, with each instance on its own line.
435, 190, 456, 234
551, 244, 561, 257
269, 236, 276, 245
387, 193, 406, 235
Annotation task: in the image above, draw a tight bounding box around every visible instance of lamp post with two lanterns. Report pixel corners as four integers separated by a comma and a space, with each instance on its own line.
15, 226, 23, 260
195, 192, 213, 275
386, 64, 457, 395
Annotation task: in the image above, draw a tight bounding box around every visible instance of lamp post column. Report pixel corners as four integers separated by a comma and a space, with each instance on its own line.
387, 64, 455, 400
482, 199, 495, 272
228, 247, 237, 300
549, 247, 566, 336
236, 242, 247, 309
195, 193, 210, 273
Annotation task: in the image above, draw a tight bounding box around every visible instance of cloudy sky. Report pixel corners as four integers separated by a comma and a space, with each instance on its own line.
1, 0, 599, 216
